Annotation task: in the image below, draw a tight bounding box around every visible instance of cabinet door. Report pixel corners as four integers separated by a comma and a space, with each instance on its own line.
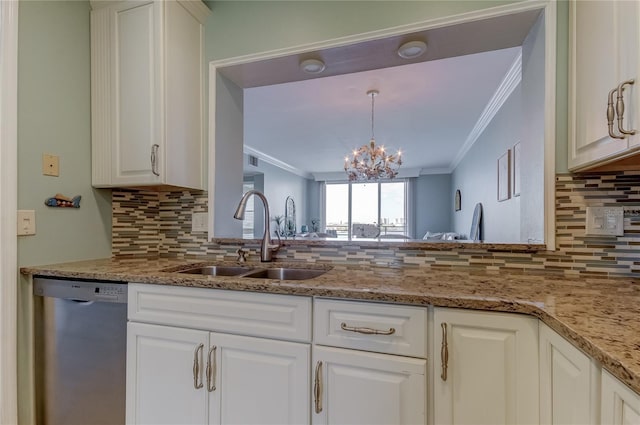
602, 370, 640, 425
110, 0, 163, 186
539, 323, 598, 425
208, 332, 310, 425
569, 0, 622, 169
126, 322, 209, 425
568, 0, 640, 170
618, 0, 640, 151
433, 308, 538, 425
312, 345, 426, 425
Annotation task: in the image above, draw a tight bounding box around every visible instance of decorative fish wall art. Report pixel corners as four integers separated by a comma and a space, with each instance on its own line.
45, 193, 81, 208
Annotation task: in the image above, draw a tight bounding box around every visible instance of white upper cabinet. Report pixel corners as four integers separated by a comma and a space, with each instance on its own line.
90, 0, 209, 189
568, 0, 640, 171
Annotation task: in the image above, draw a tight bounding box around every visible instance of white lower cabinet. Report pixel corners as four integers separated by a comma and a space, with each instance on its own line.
127, 322, 310, 425
126, 284, 640, 425
127, 323, 310, 425
126, 283, 311, 425
311, 345, 426, 425
602, 369, 640, 425
433, 308, 539, 425
539, 322, 599, 425
311, 298, 427, 425
126, 322, 208, 425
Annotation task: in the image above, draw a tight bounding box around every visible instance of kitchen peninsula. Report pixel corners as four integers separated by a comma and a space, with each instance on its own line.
22, 255, 640, 424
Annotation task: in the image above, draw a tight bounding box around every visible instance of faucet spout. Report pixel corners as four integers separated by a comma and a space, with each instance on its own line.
233, 190, 281, 262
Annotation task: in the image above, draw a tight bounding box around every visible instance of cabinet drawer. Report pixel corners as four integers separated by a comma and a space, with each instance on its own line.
313, 298, 427, 357
128, 283, 311, 342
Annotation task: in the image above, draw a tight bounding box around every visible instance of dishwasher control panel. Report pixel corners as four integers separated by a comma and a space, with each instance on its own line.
34, 277, 128, 304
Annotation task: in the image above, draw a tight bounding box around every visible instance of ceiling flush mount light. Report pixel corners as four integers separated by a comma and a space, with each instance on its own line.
397, 40, 427, 59
300, 58, 326, 74
344, 90, 403, 181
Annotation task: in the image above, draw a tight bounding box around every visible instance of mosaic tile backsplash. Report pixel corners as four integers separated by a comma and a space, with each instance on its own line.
112, 172, 640, 277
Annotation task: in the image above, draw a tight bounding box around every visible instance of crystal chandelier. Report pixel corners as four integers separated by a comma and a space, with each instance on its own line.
344, 90, 402, 181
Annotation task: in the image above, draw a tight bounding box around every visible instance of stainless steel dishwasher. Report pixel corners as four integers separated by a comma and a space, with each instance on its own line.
33, 276, 128, 425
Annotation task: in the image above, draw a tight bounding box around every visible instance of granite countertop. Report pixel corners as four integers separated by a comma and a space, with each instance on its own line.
21, 256, 640, 394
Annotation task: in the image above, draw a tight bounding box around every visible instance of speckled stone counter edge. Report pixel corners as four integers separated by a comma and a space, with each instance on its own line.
21, 257, 640, 396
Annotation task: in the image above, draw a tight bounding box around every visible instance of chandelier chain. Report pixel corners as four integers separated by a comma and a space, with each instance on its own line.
370, 91, 375, 140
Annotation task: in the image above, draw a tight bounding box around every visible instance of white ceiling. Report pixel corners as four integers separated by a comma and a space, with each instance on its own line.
243, 46, 521, 177
216, 8, 541, 178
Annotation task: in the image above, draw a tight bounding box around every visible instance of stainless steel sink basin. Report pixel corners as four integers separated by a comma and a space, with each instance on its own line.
178, 265, 253, 276
241, 268, 327, 280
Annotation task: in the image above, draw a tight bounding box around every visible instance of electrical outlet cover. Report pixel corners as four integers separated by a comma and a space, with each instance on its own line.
192, 212, 208, 232
585, 206, 623, 236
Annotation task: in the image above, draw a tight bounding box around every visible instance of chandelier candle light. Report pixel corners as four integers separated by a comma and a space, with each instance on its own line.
344, 90, 402, 181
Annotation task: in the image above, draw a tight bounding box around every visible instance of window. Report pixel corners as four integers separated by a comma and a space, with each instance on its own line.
325, 181, 407, 240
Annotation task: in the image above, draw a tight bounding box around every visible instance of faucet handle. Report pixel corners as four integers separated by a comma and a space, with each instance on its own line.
236, 248, 248, 263
269, 232, 282, 254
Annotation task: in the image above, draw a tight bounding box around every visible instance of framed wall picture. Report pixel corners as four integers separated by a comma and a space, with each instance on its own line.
454, 189, 461, 211
497, 150, 511, 202
512, 142, 521, 197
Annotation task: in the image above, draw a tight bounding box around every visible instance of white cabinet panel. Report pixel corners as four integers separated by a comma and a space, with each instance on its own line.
568, 0, 640, 170
312, 345, 426, 425
539, 322, 599, 425
91, 0, 208, 189
128, 283, 312, 342
433, 308, 538, 425
602, 370, 640, 425
126, 284, 311, 425
126, 322, 209, 425
314, 298, 427, 357
209, 332, 310, 425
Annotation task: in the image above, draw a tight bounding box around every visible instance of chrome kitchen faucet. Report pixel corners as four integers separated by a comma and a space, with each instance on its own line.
233, 190, 281, 262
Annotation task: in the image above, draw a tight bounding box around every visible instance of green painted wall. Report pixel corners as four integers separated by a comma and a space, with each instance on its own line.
17, 0, 112, 267
14, 0, 567, 268
204, 1, 517, 60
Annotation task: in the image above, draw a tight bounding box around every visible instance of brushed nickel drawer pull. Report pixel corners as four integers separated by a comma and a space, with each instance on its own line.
616, 79, 637, 136
314, 361, 323, 414
340, 322, 396, 335
206, 345, 217, 392
441, 322, 449, 381
193, 343, 204, 389
151, 144, 160, 176
608, 87, 625, 139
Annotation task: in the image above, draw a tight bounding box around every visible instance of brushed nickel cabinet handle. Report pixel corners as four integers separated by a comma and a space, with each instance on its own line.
314, 361, 323, 414
340, 322, 396, 335
608, 87, 625, 139
440, 323, 449, 381
206, 345, 217, 392
616, 79, 637, 136
193, 343, 204, 389
151, 144, 160, 176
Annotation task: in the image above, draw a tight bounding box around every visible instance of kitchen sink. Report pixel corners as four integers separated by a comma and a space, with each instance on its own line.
241, 268, 327, 280
173, 264, 329, 280
178, 265, 253, 276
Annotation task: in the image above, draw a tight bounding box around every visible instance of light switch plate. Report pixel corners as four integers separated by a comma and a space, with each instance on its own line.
585, 206, 624, 236
192, 212, 208, 232
42, 154, 59, 177
17, 210, 36, 236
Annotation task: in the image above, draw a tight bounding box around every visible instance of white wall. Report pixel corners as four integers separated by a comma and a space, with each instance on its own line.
452, 85, 523, 243
213, 74, 244, 237
520, 12, 545, 243
244, 156, 310, 238
414, 175, 452, 239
